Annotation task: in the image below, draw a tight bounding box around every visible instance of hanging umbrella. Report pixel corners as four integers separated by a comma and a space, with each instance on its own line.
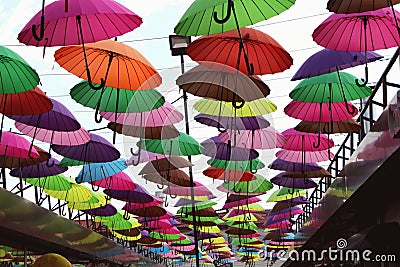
194, 98, 277, 117
126, 150, 166, 166
207, 158, 265, 171
107, 123, 179, 140
218, 127, 286, 149
276, 149, 334, 163
0, 132, 40, 159
194, 113, 270, 131
164, 182, 212, 197
68, 192, 108, 210
126, 205, 167, 218
58, 157, 86, 167
139, 156, 193, 175
55, 39, 161, 91
187, 27, 292, 75
327, 0, 400, 14
203, 167, 256, 182
270, 176, 317, 189
266, 188, 306, 202
138, 132, 204, 156
176, 64, 270, 102
201, 136, 259, 161
143, 169, 191, 188
312, 8, 400, 85
89, 171, 136, 190
269, 158, 323, 172
280, 169, 331, 178
295, 119, 362, 134
178, 200, 217, 213
174, 0, 296, 36
0, 145, 49, 169
76, 158, 127, 184
52, 133, 120, 163
10, 158, 67, 178
220, 174, 273, 194
123, 199, 163, 212
19, 0, 142, 47
45, 183, 92, 202
22, 174, 72, 191
104, 184, 159, 204
282, 128, 334, 152
100, 101, 183, 126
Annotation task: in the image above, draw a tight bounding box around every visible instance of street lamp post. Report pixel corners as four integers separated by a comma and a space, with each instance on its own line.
169, 35, 201, 267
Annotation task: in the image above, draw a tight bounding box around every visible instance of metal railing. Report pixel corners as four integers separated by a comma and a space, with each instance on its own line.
295, 47, 400, 231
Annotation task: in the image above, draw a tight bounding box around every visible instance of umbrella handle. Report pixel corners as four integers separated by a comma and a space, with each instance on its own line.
94, 103, 103, 123
156, 182, 164, 190
312, 132, 321, 149
232, 99, 245, 109
45, 158, 55, 168
213, 0, 233, 24
355, 66, 368, 87
123, 210, 130, 220
130, 146, 141, 166
32, 0, 46, 41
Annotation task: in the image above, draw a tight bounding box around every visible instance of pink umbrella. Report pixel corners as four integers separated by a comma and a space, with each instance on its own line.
0, 132, 40, 159
312, 7, 400, 86
126, 150, 166, 166
284, 100, 358, 122
154, 227, 181, 235
123, 198, 164, 210
218, 127, 286, 149
100, 102, 183, 127
282, 128, 334, 152
276, 149, 333, 163
141, 219, 173, 229
223, 196, 261, 210
163, 182, 212, 197
15, 122, 90, 146
89, 171, 136, 190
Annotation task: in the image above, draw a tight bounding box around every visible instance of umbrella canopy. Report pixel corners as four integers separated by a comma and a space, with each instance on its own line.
187, 27, 292, 75
194, 98, 277, 117
123, 199, 164, 211
0, 132, 40, 159
76, 158, 127, 183
126, 150, 166, 165
194, 113, 270, 130
289, 72, 372, 103
68, 192, 108, 210
0, 45, 39, 94
218, 127, 286, 149
100, 101, 183, 126
0, 87, 52, 115
291, 49, 382, 80
280, 169, 331, 178
178, 200, 217, 213
70, 81, 164, 113
203, 167, 256, 182
45, 183, 92, 202
276, 149, 334, 163
269, 158, 323, 172
207, 158, 265, 171
177, 65, 270, 102
0, 145, 49, 168
313, 8, 400, 52
22, 174, 72, 191
89, 171, 136, 190
295, 119, 362, 134
201, 136, 259, 161
282, 128, 334, 152
221, 174, 273, 194
143, 169, 191, 187
52, 133, 120, 163
18, 0, 142, 47
127, 205, 167, 218
174, 0, 296, 36
284, 100, 358, 122
164, 182, 212, 197
271, 176, 317, 189
139, 132, 204, 156
104, 184, 158, 203
10, 158, 67, 178
139, 156, 193, 175
107, 122, 179, 140
267, 188, 306, 202
327, 0, 400, 13
55, 40, 161, 90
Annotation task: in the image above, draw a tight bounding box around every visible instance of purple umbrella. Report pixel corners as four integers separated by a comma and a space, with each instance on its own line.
168, 218, 181, 226
194, 113, 270, 131
52, 133, 120, 163
174, 198, 201, 207
269, 158, 322, 172
104, 183, 156, 203
201, 137, 259, 161
9, 158, 67, 178
268, 207, 304, 220
279, 196, 310, 206
271, 174, 317, 189
83, 204, 117, 217
291, 49, 383, 81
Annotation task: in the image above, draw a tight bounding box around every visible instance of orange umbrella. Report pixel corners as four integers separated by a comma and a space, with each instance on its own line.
54, 39, 162, 90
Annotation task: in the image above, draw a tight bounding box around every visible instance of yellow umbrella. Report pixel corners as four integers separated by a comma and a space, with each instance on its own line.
67, 191, 108, 210
188, 225, 221, 234
223, 213, 258, 222
206, 237, 226, 244
194, 98, 276, 117
111, 230, 142, 241
32, 253, 71, 267
45, 183, 92, 202
233, 203, 264, 212
266, 187, 306, 202
179, 195, 211, 201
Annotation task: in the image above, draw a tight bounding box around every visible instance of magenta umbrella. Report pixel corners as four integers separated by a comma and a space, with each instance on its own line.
276, 149, 333, 163
139, 219, 172, 229
312, 7, 400, 86
163, 182, 212, 197
122, 198, 164, 210
100, 102, 183, 126
218, 127, 286, 149
223, 196, 261, 210
284, 100, 358, 122
0, 132, 40, 159
89, 171, 136, 190
282, 128, 334, 152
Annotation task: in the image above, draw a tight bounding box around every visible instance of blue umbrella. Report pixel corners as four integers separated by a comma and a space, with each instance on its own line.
76, 158, 127, 184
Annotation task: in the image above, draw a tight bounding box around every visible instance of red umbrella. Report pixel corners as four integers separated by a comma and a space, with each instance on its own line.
89, 172, 136, 190
187, 27, 292, 76
203, 167, 256, 182
0, 87, 52, 115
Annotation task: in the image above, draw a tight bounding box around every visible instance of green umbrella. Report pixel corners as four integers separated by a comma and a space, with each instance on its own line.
59, 157, 86, 167
207, 158, 265, 171
183, 215, 220, 222
138, 132, 204, 156
23, 174, 72, 191
102, 218, 140, 231
174, 0, 296, 36
266, 187, 306, 202
0, 45, 39, 94
70, 81, 165, 113
221, 174, 273, 194
289, 72, 372, 103
68, 192, 108, 210
177, 200, 217, 213
171, 236, 193, 246
226, 221, 258, 230
94, 211, 124, 222
150, 232, 181, 241
45, 183, 92, 202
231, 237, 258, 245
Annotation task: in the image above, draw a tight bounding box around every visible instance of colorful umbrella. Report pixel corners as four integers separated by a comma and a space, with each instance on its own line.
174, 0, 296, 36
207, 158, 265, 171
276, 149, 334, 163
312, 8, 400, 85
68, 192, 109, 210
22, 174, 72, 191
295, 119, 362, 134
107, 122, 179, 140
203, 167, 256, 182
0, 145, 49, 169
269, 158, 323, 172
164, 182, 212, 197
76, 158, 127, 184
270, 176, 317, 189
223, 195, 261, 210
104, 184, 158, 204
282, 128, 334, 152
55, 39, 161, 90
267, 188, 306, 202
280, 169, 331, 178
194, 113, 270, 130
126, 150, 166, 166
220, 174, 273, 194
10, 158, 67, 178
89, 171, 136, 190
143, 169, 191, 188
0, 132, 40, 159
187, 27, 292, 75
45, 183, 92, 202
327, 0, 400, 14
139, 156, 193, 175
201, 136, 259, 161
126, 205, 167, 218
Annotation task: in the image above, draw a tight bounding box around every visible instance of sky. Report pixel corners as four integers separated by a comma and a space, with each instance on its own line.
1, 0, 399, 213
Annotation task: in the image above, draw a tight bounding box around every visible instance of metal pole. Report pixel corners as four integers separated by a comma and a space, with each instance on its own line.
180, 54, 200, 267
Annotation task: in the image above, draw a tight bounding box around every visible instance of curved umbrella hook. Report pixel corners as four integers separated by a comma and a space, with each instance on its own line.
32, 0, 46, 41
249, 130, 257, 174
94, 87, 106, 123
123, 209, 130, 220
130, 113, 144, 165
164, 193, 169, 207
45, 131, 55, 167
356, 17, 369, 88
213, 0, 233, 24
